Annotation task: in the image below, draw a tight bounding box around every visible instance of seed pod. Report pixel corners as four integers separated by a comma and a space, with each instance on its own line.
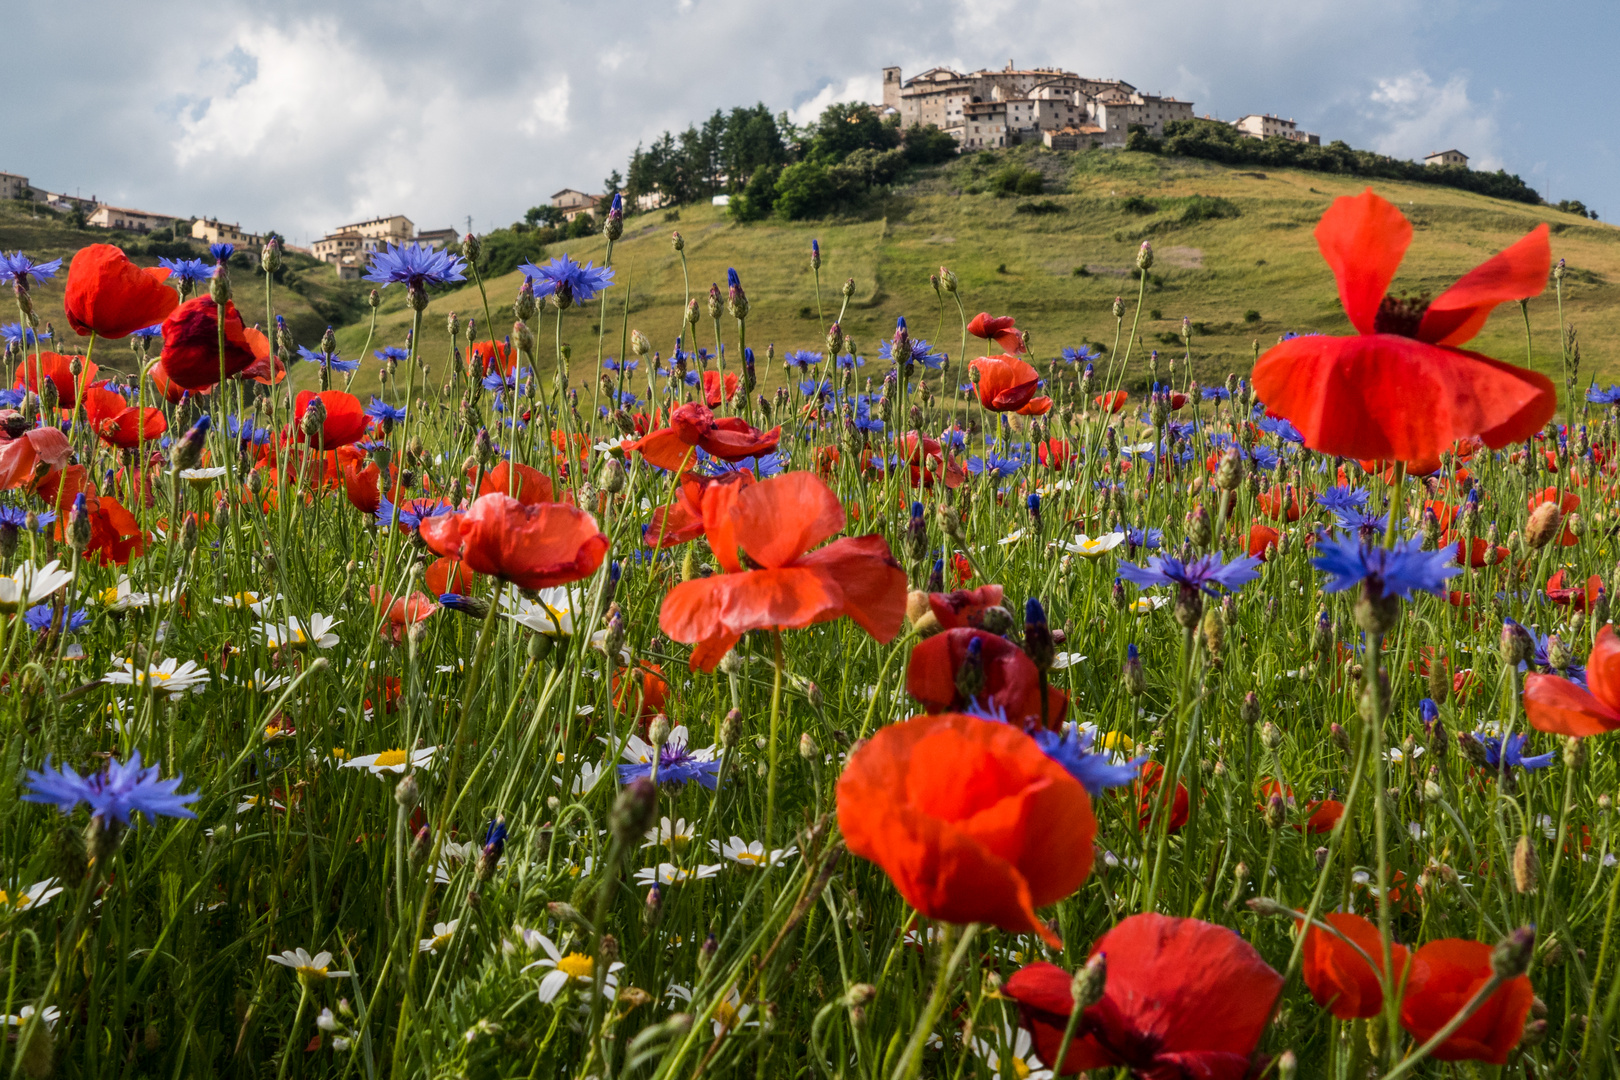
1511, 836, 1538, 894
1525, 501, 1562, 549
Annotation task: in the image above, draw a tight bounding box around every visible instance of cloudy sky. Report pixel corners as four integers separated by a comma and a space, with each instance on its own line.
9, 1, 1614, 243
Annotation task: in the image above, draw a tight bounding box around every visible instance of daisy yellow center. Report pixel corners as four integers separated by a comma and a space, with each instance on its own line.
137, 671, 172, 683
1012, 1057, 1031, 1080
289, 628, 309, 644
1100, 732, 1135, 752
733, 850, 765, 865
331, 748, 349, 760
295, 964, 328, 980
99, 586, 119, 604
556, 953, 594, 979
235, 592, 260, 604
714, 1001, 740, 1029
0, 890, 10, 908
372, 750, 409, 768
432, 933, 452, 949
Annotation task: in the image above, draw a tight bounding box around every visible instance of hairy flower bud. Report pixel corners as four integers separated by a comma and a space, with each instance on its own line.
610, 778, 658, 847
1511, 835, 1538, 893
1525, 501, 1562, 549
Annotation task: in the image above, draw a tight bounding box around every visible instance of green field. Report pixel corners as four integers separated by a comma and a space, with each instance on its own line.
6, 149, 1617, 401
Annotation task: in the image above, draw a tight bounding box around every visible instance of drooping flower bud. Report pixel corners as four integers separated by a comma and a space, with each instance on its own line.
1023, 597, 1055, 672
1492, 925, 1536, 978
610, 778, 658, 846
1122, 643, 1144, 695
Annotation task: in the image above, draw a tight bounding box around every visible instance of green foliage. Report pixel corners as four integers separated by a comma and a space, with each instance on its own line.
771, 161, 838, 221
1120, 195, 1159, 215
474, 227, 548, 277
1178, 195, 1241, 224
987, 166, 1044, 198
1013, 199, 1065, 216
809, 102, 899, 163
729, 163, 783, 223
1556, 199, 1599, 220
901, 124, 959, 165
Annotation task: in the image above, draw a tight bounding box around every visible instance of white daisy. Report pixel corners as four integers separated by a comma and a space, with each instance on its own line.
501, 587, 578, 637
0, 879, 62, 913
217, 590, 282, 615
666, 984, 756, 1035
418, 919, 460, 954
103, 657, 210, 697
179, 466, 229, 487
1385, 745, 1424, 766
268, 947, 351, 981
997, 529, 1027, 546
0, 560, 73, 612
1130, 596, 1169, 614
1050, 652, 1087, 670
97, 576, 175, 612
643, 816, 697, 852
970, 1019, 1052, 1079
522, 934, 623, 1001
709, 837, 796, 869
502, 922, 549, 957
633, 863, 722, 886
340, 746, 437, 775
258, 613, 341, 650
1060, 532, 1125, 558
3, 1005, 59, 1029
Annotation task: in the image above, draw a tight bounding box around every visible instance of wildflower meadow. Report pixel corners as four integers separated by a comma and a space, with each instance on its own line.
1, 185, 1618, 1079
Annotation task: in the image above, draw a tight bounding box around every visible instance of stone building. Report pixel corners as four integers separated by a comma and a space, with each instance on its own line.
1424, 149, 1469, 169
550, 189, 600, 222
192, 218, 263, 249
1233, 114, 1320, 145
312, 215, 417, 278
87, 205, 179, 233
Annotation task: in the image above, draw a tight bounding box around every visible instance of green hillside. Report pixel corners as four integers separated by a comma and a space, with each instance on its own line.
7, 149, 1617, 402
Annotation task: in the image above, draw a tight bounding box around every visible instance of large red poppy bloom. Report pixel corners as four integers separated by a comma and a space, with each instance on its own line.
702, 370, 739, 407
658, 471, 906, 671
82, 386, 166, 450
1094, 390, 1129, 414
342, 459, 384, 515
1301, 911, 1410, 1020
293, 391, 370, 448
969, 354, 1051, 415
1399, 939, 1533, 1064
1247, 523, 1280, 560
424, 554, 476, 595
1005, 913, 1283, 1078
906, 627, 1066, 730
68, 494, 146, 566
13, 353, 102, 410
1252, 189, 1555, 464
967, 312, 1025, 353
146, 359, 197, 404
644, 470, 755, 549
0, 427, 71, 491
1523, 624, 1620, 736
624, 402, 780, 471
836, 712, 1094, 947
63, 244, 178, 340
419, 493, 608, 591
477, 460, 554, 505
160, 297, 261, 391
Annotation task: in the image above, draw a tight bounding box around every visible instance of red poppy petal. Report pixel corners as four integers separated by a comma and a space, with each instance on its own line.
479, 461, 554, 505
626, 427, 699, 471
1523, 673, 1620, 737
1314, 189, 1412, 335
797, 535, 907, 643
1419, 225, 1551, 346
659, 576, 732, 647
1583, 624, 1620, 711
731, 472, 845, 569
417, 512, 465, 560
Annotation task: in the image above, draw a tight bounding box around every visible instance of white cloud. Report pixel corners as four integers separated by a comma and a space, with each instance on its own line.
789, 73, 885, 126
522, 78, 573, 135
1363, 70, 1502, 169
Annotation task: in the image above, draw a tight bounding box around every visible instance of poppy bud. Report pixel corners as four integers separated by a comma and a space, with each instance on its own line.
610, 777, 658, 847
1525, 501, 1562, 549
300, 396, 328, 443
1511, 836, 1538, 893
799, 732, 819, 760
716, 708, 742, 751
979, 605, 1015, 637
181, 513, 199, 552
1067, 951, 1106, 1012
1122, 643, 1144, 695
1500, 620, 1535, 667
648, 715, 671, 753
1564, 735, 1586, 770
1492, 925, 1536, 978
1260, 721, 1283, 750
1024, 598, 1055, 672
936, 502, 964, 541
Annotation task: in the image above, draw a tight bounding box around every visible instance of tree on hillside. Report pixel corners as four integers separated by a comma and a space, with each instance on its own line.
809, 102, 900, 163
720, 104, 788, 192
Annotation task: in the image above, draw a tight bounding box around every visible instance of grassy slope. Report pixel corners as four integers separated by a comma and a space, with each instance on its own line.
8, 149, 1617, 401
0, 201, 365, 380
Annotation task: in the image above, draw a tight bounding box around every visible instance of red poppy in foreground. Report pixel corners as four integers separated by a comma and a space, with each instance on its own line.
1399, 939, 1533, 1063
1523, 624, 1620, 736
146, 359, 196, 404
1252, 189, 1555, 464
477, 460, 554, 505
624, 402, 780, 471
1300, 911, 1409, 1020
420, 493, 609, 591
0, 427, 71, 491
969, 354, 1050, 415
1005, 913, 1282, 1077
906, 627, 1066, 730
966, 312, 1025, 353
294, 391, 370, 448
837, 712, 1094, 947
342, 460, 383, 515
1544, 568, 1603, 611
701, 370, 739, 406
14, 353, 102, 410
82, 387, 166, 450
424, 555, 475, 595
659, 471, 906, 671
160, 297, 260, 390
63, 244, 178, 340
1301, 798, 1344, 834
1247, 523, 1279, 560
65, 494, 146, 566
644, 469, 755, 549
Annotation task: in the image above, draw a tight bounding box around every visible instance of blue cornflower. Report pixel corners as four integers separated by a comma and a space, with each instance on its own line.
209, 243, 235, 263
157, 257, 211, 283
1061, 345, 1101, 364
365, 242, 468, 289
1031, 724, 1145, 797
364, 397, 407, 423
785, 350, 823, 370
1118, 552, 1260, 596
1587, 385, 1620, 405
1317, 485, 1369, 514
852, 397, 884, 433
1311, 535, 1459, 600
705, 452, 785, 478
517, 254, 614, 304
23, 751, 197, 824
1116, 524, 1164, 552
1507, 618, 1587, 682
482, 368, 528, 393
617, 734, 722, 789
482, 817, 508, 860
296, 345, 359, 373
130, 323, 164, 341
1255, 415, 1305, 444
1477, 732, 1556, 772
938, 427, 967, 452
226, 414, 270, 444
0, 252, 63, 286
799, 378, 835, 398
835, 353, 866, 370
1332, 508, 1390, 543
24, 605, 89, 634
0, 322, 51, 346
0, 388, 24, 409
376, 496, 455, 531
602, 356, 639, 372
966, 450, 1027, 478
1202, 385, 1232, 401
374, 346, 409, 363
880, 337, 947, 370
727, 267, 741, 290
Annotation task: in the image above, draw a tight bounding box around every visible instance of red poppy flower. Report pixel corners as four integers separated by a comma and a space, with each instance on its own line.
0, 426, 71, 491
342, 460, 382, 515
1527, 487, 1580, 546
1301, 799, 1344, 835
293, 391, 369, 448
970, 354, 1050, 414
157, 296, 260, 391
1544, 568, 1602, 610
658, 471, 907, 671
146, 359, 197, 403
624, 402, 781, 472
63, 244, 178, 340
612, 663, 669, 726
470, 339, 515, 376
1094, 390, 1128, 414
1399, 939, 1533, 1063
424, 554, 476, 595
645, 469, 755, 550
1036, 438, 1072, 468
68, 494, 146, 566
1005, 913, 1283, 1077
906, 627, 1066, 730
1247, 523, 1280, 560
419, 493, 608, 591
13, 352, 102, 411
1446, 534, 1508, 568
836, 712, 1095, 947
951, 551, 973, 586
241, 326, 285, 385
1300, 911, 1410, 1020
702, 369, 739, 406
966, 312, 1025, 353
477, 460, 554, 505
1257, 486, 1302, 521
1524, 624, 1620, 736
370, 586, 439, 644
926, 585, 1005, 630
81, 387, 166, 450
1135, 761, 1189, 832
1252, 189, 1555, 464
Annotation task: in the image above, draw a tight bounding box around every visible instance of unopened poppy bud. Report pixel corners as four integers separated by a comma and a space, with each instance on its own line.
1259, 721, 1283, 750
1070, 951, 1107, 1010
937, 265, 957, 293
841, 277, 855, 299
599, 455, 626, 494
1525, 501, 1561, 549
799, 732, 819, 760
1512, 835, 1538, 893
1122, 643, 1144, 695
610, 777, 658, 847
1240, 691, 1261, 726
1187, 502, 1211, 547
1558, 734, 1585, 771
1023, 598, 1055, 671
512, 320, 535, 355
181, 513, 199, 552
1263, 793, 1287, 830
462, 233, 482, 262
825, 321, 843, 358
1500, 620, 1535, 667
1491, 925, 1536, 978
